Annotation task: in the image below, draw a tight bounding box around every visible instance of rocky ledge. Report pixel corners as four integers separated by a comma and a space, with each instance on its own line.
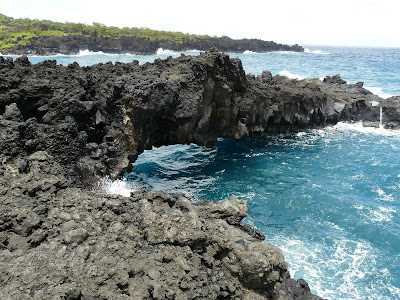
0, 151, 320, 299
1, 49, 399, 299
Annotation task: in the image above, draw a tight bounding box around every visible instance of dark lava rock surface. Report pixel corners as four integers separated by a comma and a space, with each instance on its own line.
0, 152, 321, 299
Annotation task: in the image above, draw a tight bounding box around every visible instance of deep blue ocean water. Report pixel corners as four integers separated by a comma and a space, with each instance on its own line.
4, 46, 400, 299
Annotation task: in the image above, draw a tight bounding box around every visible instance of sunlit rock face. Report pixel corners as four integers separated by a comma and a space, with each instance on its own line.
1, 50, 398, 185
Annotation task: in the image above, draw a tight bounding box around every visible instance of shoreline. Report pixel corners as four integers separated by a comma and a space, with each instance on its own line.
0, 47, 302, 57
1, 49, 399, 299
1, 34, 304, 57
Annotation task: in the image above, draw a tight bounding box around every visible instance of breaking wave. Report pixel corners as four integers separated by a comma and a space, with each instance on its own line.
279, 70, 305, 80
364, 86, 394, 99
330, 122, 400, 137
156, 48, 177, 55
304, 48, 330, 55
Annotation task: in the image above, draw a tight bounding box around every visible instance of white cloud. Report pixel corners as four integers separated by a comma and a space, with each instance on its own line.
2, 0, 400, 47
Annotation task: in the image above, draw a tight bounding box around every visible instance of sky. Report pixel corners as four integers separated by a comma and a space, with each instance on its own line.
2, 0, 400, 48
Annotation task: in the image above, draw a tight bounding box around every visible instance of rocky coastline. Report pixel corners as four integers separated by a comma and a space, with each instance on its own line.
1, 151, 321, 299
1, 49, 399, 299
1, 35, 304, 56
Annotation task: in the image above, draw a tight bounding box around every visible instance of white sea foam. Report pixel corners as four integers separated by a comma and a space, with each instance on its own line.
357, 204, 397, 223
296, 132, 307, 137
79, 49, 103, 56
275, 51, 302, 55
11, 50, 133, 58
156, 48, 176, 55
353, 198, 396, 222
376, 188, 395, 202
369, 206, 396, 222
279, 70, 304, 80
353, 205, 364, 210
243, 50, 256, 54
330, 122, 400, 137
99, 177, 135, 197
77, 49, 127, 57
268, 232, 400, 300
364, 86, 393, 99
304, 48, 330, 55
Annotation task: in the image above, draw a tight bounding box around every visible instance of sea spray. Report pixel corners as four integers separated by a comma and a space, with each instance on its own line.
278, 70, 305, 80
365, 86, 393, 99
99, 177, 133, 197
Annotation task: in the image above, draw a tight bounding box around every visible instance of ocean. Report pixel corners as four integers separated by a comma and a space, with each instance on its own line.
4, 45, 400, 299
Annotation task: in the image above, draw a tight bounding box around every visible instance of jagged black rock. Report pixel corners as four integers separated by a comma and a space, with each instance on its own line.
1, 50, 398, 184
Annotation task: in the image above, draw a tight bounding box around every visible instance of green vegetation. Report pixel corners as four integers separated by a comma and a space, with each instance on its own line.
0, 13, 212, 50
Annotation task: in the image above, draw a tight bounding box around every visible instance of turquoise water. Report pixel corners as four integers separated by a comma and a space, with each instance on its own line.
4, 46, 400, 299
232, 46, 400, 98
125, 124, 400, 299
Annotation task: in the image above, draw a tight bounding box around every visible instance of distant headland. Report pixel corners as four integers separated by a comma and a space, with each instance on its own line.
0, 13, 304, 55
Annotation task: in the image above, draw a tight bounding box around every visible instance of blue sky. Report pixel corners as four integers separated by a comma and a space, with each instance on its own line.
2, 0, 400, 47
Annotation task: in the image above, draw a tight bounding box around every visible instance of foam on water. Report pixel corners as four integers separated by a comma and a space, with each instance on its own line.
376, 188, 395, 202
365, 86, 394, 99
330, 121, 400, 137
77, 49, 113, 56
268, 234, 376, 299
243, 50, 256, 54
279, 70, 305, 80
40, 50, 125, 57
275, 50, 303, 55
304, 48, 330, 55
156, 48, 177, 55
259, 213, 400, 299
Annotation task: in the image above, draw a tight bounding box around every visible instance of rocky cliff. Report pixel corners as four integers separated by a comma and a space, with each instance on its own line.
1, 49, 397, 184
1, 35, 304, 56
1, 49, 399, 299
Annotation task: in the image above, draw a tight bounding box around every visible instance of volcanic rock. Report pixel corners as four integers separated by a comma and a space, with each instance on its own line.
1, 51, 397, 184
0, 152, 322, 299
